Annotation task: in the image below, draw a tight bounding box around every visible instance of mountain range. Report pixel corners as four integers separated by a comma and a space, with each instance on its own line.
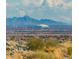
6, 16, 72, 32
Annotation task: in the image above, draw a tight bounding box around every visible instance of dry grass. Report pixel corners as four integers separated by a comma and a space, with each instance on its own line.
6, 37, 72, 59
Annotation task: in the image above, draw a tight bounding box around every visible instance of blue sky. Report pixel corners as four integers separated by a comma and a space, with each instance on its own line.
6, 0, 72, 24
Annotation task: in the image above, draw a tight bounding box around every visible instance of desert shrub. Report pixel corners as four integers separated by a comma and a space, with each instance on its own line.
27, 37, 45, 50
26, 37, 60, 51
33, 51, 55, 59
68, 47, 72, 56
45, 39, 59, 48
24, 51, 55, 59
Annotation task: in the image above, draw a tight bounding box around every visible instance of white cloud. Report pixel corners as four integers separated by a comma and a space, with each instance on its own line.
63, 2, 72, 9
59, 16, 71, 20
22, 0, 44, 7
47, 0, 71, 9
6, 3, 19, 8
53, 16, 71, 23
47, 0, 64, 7
22, 0, 30, 7
31, 0, 44, 7
7, 0, 71, 9
39, 24, 48, 28
19, 10, 26, 16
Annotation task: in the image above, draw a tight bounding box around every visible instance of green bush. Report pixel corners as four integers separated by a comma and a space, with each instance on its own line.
27, 37, 45, 50
68, 47, 72, 56
45, 39, 59, 47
